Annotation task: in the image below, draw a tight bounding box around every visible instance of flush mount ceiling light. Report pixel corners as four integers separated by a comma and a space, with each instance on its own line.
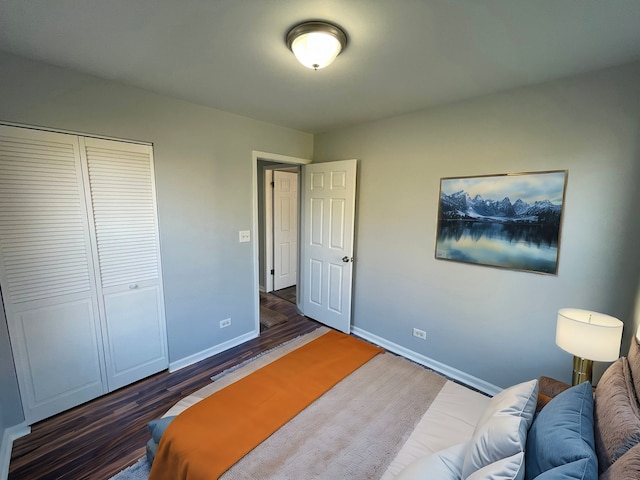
286, 20, 348, 70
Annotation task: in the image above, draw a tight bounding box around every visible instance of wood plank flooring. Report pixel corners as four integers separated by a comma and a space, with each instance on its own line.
8, 292, 320, 480
270, 285, 296, 304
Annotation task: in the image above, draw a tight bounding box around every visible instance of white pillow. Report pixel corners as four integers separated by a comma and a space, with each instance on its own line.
394, 442, 467, 480
467, 452, 525, 480
461, 379, 538, 479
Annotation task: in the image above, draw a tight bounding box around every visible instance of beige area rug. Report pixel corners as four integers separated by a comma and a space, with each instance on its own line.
156, 327, 448, 479
259, 305, 288, 328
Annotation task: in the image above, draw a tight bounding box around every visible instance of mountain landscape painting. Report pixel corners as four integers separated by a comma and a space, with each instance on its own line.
435, 170, 567, 274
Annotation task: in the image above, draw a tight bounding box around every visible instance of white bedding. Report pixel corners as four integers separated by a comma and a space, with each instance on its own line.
381, 381, 490, 479
158, 328, 491, 479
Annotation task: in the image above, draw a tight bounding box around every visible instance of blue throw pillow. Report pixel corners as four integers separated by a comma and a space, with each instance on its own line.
146, 416, 176, 465
524, 381, 597, 480
147, 416, 176, 444
146, 438, 159, 465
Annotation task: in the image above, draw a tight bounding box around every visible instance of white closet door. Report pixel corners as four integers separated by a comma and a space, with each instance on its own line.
82, 137, 168, 391
0, 125, 106, 423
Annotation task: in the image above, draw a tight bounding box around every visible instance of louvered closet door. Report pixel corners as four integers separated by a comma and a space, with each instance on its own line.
82, 137, 167, 391
0, 125, 106, 423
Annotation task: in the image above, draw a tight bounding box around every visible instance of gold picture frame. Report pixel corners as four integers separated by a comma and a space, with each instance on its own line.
435, 170, 568, 275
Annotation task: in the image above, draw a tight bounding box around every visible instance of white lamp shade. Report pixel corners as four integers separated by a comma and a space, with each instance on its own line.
556, 308, 623, 361
290, 31, 343, 69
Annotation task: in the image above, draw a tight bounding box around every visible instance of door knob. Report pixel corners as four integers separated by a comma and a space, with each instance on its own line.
342, 256, 352, 263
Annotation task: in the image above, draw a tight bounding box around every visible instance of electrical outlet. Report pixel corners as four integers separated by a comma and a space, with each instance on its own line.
239, 230, 251, 243
413, 327, 427, 340
220, 318, 232, 328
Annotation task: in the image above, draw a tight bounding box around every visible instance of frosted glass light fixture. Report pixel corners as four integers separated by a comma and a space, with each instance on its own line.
286, 21, 347, 70
556, 308, 623, 385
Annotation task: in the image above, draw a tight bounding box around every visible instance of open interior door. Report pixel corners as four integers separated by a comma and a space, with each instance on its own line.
300, 159, 357, 333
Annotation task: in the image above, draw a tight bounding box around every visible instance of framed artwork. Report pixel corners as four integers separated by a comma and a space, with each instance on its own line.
435, 170, 568, 275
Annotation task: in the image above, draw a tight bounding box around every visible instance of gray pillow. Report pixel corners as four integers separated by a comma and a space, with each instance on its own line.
594, 359, 640, 471
600, 442, 640, 480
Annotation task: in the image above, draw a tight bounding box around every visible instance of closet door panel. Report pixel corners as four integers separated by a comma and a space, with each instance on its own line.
11, 300, 105, 422
82, 137, 167, 391
0, 125, 105, 423
102, 284, 166, 389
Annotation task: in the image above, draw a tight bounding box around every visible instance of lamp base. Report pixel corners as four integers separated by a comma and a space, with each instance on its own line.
572, 356, 593, 386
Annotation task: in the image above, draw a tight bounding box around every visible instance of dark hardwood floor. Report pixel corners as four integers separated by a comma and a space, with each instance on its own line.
270, 285, 296, 304
8, 292, 320, 480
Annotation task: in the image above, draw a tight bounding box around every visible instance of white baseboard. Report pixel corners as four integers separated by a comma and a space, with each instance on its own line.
0, 422, 30, 480
169, 330, 259, 372
352, 326, 501, 396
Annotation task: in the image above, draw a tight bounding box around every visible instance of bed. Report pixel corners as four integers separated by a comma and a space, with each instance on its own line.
144, 327, 640, 479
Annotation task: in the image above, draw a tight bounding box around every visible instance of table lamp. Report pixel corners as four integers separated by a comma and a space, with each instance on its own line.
556, 308, 623, 385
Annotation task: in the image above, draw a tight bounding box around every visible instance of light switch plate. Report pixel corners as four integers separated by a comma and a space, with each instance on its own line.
239, 230, 251, 243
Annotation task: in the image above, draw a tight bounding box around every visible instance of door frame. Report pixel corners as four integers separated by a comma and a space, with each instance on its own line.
264, 167, 299, 293
251, 151, 311, 334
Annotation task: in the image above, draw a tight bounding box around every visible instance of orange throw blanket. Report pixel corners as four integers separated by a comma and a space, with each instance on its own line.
149, 330, 384, 480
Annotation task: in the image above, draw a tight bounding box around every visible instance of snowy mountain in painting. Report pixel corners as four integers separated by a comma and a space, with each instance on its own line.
439, 190, 562, 225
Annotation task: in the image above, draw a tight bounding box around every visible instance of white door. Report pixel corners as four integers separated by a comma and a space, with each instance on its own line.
81, 137, 168, 391
273, 170, 298, 291
301, 159, 357, 333
0, 125, 106, 423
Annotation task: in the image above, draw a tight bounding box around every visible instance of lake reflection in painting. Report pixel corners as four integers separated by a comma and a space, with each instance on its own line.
436, 221, 559, 274
435, 171, 567, 274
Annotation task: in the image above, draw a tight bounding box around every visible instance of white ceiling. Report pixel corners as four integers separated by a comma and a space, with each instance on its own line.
1, 0, 640, 133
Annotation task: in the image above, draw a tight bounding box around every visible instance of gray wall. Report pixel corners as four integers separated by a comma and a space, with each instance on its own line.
0, 300, 23, 431
314, 62, 640, 388
0, 51, 313, 430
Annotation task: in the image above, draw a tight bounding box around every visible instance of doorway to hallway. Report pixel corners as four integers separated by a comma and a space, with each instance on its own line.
252, 151, 357, 335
